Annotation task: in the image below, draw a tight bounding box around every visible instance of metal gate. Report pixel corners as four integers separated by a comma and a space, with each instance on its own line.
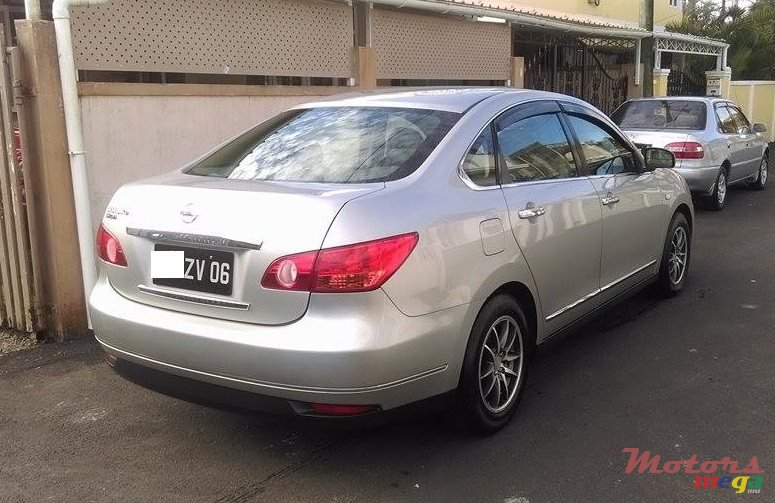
0, 25, 37, 333
667, 68, 707, 97
519, 34, 630, 115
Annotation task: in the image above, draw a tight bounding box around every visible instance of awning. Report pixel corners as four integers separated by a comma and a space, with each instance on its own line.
370, 0, 730, 74
370, 0, 649, 38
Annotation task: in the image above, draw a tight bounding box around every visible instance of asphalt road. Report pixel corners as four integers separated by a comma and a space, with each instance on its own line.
2, 184, 774, 503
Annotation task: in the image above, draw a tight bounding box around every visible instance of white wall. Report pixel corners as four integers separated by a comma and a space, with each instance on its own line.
81, 94, 324, 227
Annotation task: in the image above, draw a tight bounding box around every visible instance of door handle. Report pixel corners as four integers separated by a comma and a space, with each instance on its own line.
518, 207, 545, 219
602, 193, 620, 206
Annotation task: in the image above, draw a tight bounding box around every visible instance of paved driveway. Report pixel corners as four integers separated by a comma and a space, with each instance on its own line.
2, 186, 773, 502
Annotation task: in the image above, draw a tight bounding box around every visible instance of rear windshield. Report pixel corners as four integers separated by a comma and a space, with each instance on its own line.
186, 107, 460, 183
611, 100, 707, 130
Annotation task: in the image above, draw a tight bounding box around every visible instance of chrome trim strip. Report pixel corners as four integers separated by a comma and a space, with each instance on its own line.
96, 336, 448, 394
545, 260, 658, 321
600, 259, 658, 292
137, 284, 250, 311
126, 227, 262, 251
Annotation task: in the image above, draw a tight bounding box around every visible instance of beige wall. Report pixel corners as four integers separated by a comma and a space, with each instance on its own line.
730, 82, 775, 143
81, 94, 329, 227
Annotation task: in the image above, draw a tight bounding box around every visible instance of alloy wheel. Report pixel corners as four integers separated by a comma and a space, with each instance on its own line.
760, 158, 768, 187
478, 315, 524, 414
717, 172, 727, 206
669, 226, 688, 286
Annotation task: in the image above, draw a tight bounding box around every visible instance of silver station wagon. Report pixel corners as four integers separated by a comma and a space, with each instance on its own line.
91, 89, 693, 433
612, 96, 769, 210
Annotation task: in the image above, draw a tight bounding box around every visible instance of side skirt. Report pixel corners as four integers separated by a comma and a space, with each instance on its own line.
538, 274, 658, 347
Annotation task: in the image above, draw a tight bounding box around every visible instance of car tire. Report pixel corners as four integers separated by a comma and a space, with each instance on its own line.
748, 154, 768, 191
656, 213, 691, 298
707, 167, 728, 211
457, 295, 533, 435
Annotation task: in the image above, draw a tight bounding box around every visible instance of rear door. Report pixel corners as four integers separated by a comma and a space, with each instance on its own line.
727, 104, 763, 179
562, 109, 665, 296
495, 101, 603, 327
715, 104, 751, 179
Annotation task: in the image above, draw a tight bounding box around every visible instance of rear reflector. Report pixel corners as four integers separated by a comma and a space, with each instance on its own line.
96, 223, 127, 267
665, 141, 705, 160
309, 403, 380, 416
261, 232, 419, 293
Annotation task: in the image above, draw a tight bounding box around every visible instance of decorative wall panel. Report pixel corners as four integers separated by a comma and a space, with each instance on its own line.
71, 0, 353, 78
373, 8, 511, 80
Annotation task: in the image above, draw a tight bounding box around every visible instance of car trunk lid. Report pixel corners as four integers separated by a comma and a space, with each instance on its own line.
101, 172, 384, 325
621, 130, 692, 168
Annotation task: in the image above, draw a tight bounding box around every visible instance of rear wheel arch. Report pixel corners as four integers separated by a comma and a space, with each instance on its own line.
675, 203, 693, 235
489, 282, 537, 344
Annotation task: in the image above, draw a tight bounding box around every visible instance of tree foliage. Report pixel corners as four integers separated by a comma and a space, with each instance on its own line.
667, 0, 775, 79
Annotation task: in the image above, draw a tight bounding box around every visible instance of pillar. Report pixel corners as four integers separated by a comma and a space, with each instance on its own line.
16, 20, 87, 340
510, 57, 525, 88
355, 46, 377, 89
653, 69, 671, 97
705, 69, 732, 98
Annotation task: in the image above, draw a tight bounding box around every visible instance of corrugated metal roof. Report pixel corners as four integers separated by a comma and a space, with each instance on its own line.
445, 0, 646, 31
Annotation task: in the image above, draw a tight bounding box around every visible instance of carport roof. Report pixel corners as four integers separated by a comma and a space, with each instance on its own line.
373, 0, 728, 49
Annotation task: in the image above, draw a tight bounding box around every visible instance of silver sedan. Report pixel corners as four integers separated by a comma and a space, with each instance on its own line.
90, 89, 693, 433
612, 96, 769, 210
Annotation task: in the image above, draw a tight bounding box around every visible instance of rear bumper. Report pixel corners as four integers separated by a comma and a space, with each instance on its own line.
674, 165, 720, 195
110, 356, 455, 420
90, 275, 474, 411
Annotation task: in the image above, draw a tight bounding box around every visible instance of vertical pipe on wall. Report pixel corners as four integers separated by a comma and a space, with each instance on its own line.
634, 38, 642, 86
25, 0, 42, 21
52, 0, 111, 326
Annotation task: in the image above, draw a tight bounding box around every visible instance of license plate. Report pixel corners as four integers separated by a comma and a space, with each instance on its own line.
153, 244, 234, 296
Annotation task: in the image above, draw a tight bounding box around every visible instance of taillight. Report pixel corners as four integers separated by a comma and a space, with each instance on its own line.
261, 232, 419, 293
260, 250, 317, 291
96, 223, 127, 267
665, 141, 705, 159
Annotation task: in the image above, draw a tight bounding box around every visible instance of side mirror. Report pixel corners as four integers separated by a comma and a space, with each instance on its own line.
753, 123, 768, 133
642, 147, 675, 171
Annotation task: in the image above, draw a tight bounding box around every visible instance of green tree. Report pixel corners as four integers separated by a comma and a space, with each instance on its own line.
667, 0, 775, 79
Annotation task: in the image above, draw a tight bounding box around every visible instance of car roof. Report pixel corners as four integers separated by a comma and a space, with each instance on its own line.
298, 87, 589, 114
622, 96, 733, 106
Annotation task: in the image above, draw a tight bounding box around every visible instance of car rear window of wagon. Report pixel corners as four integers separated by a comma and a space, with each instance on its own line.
186, 107, 460, 183
612, 100, 707, 130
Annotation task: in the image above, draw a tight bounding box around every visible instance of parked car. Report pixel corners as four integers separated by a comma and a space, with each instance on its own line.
90, 88, 693, 434
611, 96, 769, 210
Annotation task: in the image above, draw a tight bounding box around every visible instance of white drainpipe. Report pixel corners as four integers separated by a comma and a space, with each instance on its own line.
52, 0, 111, 325
24, 0, 42, 20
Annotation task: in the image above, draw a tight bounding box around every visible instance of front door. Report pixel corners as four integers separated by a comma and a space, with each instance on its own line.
564, 113, 666, 295
495, 103, 603, 328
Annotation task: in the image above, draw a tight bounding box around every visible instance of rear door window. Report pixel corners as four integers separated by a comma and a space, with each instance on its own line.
495, 113, 578, 183
187, 107, 460, 183
716, 106, 737, 134
611, 100, 707, 130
